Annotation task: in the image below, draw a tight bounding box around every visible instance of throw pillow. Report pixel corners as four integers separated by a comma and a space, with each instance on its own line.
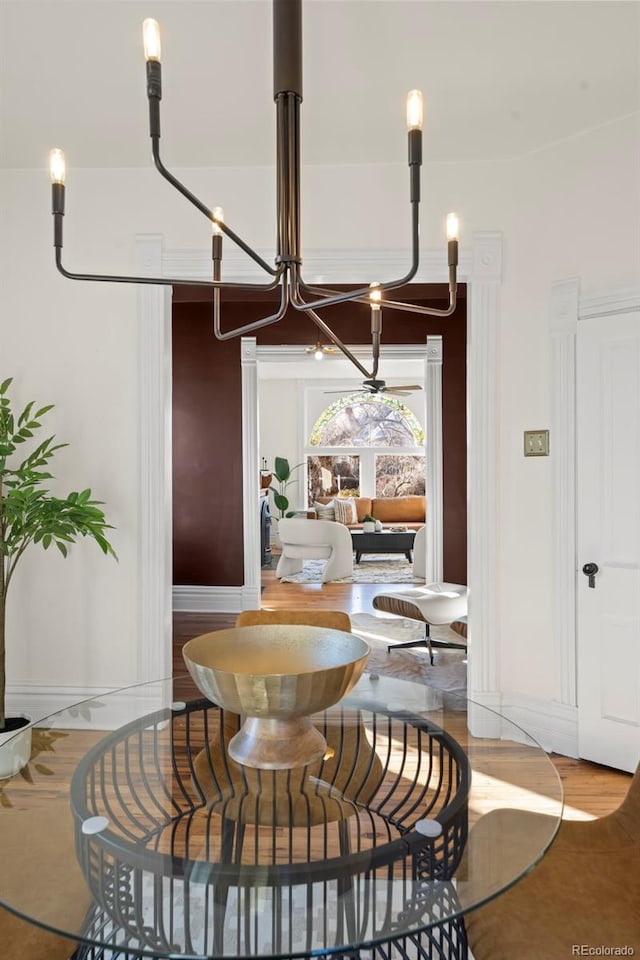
313, 499, 336, 521
334, 497, 357, 525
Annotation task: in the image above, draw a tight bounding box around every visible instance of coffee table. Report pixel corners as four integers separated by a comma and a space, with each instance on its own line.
351, 529, 416, 563
0, 675, 562, 959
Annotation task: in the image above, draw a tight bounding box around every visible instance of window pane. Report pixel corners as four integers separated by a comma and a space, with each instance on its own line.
307, 455, 360, 503
309, 395, 424, 447
375, 454, 425, 497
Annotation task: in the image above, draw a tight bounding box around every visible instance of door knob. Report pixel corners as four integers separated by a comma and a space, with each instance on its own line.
582, 562, 599, 588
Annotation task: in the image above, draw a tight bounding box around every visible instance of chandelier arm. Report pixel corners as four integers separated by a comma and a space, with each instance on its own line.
290, 203, 420, 311
301, 305, 373, 380
150, 138, 278, 277
53, 249, 285, 291
300, 283, 458, 316
381, 295, 458, 317
212, 269, 291, 341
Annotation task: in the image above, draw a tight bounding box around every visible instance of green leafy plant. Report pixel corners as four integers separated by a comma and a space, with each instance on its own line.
0, 377, 117, 732
269, 456, 303, 518
362, 514, 376, 523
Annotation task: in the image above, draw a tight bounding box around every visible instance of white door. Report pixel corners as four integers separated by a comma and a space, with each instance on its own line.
577, 311, 640, 773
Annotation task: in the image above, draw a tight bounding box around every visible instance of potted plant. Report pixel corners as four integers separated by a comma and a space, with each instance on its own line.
0, 377, 116, 777
268, 456, 303, 548
362, 514, 376, 534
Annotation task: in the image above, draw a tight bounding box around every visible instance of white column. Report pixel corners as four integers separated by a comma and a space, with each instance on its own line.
467, 232, 503, 706
241, 338, 261, 608
425, 336, 443, 582
135, 235, 173, 681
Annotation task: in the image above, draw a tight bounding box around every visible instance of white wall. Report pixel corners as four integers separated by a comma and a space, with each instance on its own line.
1, 112, 638, 717
258, 379, 302, 511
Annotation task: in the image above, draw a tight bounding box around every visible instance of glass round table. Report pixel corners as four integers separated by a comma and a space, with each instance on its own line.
0, 673, 562, 959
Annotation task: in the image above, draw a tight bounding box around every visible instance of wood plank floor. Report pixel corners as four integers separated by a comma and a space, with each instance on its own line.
174, 576, 634, 822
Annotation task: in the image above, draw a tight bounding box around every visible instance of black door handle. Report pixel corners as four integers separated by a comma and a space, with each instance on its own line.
582, 562, 599, 588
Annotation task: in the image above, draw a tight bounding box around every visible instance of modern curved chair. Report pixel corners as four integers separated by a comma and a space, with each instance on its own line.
412, 524, 427, 579
275, 518, 353, 582
465, 763, 640, 958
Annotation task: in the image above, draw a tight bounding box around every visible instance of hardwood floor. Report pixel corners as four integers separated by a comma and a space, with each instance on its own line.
174, 575, 634, 822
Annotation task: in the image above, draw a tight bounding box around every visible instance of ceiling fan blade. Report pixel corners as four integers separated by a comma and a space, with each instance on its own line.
323, 388, 368, 395
384, 384, 423, 394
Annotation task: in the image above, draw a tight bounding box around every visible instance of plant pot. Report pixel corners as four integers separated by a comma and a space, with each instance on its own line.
362, 522, 376, 533
0, 714, 32, 779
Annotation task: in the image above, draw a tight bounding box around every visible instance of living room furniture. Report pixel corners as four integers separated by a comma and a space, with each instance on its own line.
373, 582, 469, 663
315, 495, 425, 531
412, 524, 427, 579
276, 518, 353, 582
465, 762, 640, 958
0, 675, 563, 960
351, 528, 416, 563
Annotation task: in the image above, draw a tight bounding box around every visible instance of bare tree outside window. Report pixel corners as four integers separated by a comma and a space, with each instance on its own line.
375, 454, 425, 496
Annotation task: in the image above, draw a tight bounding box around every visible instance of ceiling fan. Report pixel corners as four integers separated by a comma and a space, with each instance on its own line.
325, 378, 423, 397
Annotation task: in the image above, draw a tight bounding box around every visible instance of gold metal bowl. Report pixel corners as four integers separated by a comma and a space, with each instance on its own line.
182, 624, 369, 770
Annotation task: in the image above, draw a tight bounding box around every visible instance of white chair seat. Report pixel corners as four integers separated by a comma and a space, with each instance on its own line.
373, 582, 469, 662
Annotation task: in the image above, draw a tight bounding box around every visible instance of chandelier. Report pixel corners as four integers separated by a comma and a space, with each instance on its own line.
49, 0, 459, 387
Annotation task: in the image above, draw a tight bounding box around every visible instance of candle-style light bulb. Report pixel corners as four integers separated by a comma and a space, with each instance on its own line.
314, 345, 324, 361
212, 206, 224, 236
446, 212, 459, 241
406, 90, 424, 132
143, 19, 161, 61
369, 282, 382, 308
49, 148, 66, 184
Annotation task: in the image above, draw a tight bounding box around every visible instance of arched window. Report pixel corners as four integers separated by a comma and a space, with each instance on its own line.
306, 394, 425, 501
309, 394, 424, 447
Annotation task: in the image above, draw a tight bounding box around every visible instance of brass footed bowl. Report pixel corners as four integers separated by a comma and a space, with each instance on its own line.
182, 625, 369, 770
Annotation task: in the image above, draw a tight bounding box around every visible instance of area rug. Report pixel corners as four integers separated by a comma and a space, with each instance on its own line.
279, 555, 424, 585
350, 612, 467, 695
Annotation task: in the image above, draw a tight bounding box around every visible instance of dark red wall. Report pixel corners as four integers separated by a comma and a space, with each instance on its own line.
172, 284, 467, 586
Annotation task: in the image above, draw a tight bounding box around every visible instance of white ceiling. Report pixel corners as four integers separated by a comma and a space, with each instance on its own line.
1, 0, 638, 170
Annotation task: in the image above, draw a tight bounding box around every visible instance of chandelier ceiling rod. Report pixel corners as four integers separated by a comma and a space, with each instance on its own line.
49, 0, 459, 383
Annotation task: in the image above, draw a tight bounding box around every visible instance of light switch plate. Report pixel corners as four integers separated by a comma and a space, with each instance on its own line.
524, 429, 549, 457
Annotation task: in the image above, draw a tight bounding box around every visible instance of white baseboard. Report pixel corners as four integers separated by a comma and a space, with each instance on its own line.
173, 584, 261, 613
499, 693, 579, 757
6, 680, 171, 729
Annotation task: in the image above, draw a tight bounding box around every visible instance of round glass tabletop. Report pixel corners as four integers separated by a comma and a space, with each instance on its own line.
0, 673, 562, 959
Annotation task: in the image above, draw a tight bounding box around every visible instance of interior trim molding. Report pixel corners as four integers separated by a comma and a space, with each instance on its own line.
550, 278, 579, 708
135, 235, 173, 683
425, 336, 443, 582
241, 339, 261, 599
466, 231, 503, 701
5, 681, 169, 730
173, 585, 259, 614
145, 234, 502, 709
500, 693, 579, 757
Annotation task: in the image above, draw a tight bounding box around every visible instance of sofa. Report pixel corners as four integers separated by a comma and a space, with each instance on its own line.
312, 495, 425, 531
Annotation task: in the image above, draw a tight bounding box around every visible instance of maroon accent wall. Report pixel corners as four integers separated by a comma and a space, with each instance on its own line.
172, 284, 467, 586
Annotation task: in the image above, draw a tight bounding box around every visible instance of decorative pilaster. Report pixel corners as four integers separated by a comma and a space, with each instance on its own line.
466, 232, 503, 704
241, 338, 261, 608
135, 235, 173, 681
550, 278, 580, 708
425, 337, 443, 582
